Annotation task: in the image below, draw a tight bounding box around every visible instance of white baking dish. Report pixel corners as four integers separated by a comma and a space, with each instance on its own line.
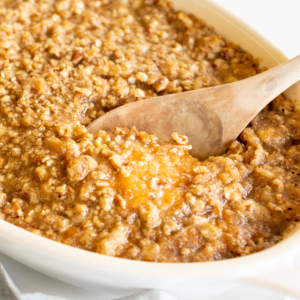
1, 0, 300, 299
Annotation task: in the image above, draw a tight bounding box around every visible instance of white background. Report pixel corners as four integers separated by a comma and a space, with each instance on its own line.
1, 1, 300, 299
213, 0, 300, 59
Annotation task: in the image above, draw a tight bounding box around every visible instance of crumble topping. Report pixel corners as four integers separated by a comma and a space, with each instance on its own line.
0, 0, 299, 262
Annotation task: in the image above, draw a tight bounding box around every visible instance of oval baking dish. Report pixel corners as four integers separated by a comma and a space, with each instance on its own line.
0, 0, 300, 299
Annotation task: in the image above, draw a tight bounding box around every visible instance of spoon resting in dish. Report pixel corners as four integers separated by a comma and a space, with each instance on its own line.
88, 55, 300, 160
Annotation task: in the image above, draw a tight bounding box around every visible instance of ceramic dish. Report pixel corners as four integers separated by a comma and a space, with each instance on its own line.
0, 0, 300, 299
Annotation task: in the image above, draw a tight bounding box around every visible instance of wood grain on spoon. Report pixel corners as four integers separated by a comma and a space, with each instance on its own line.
88, 55, 300, 160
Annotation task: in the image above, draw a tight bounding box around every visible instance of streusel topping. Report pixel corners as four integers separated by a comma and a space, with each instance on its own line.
0, 0, 299, 262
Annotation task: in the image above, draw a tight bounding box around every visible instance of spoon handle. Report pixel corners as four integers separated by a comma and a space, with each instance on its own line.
209, 54, 300, 148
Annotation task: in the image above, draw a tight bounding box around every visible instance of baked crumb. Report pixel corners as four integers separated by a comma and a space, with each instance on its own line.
0, 0, 299, 263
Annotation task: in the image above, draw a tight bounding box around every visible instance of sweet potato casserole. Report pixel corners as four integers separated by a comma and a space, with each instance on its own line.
0, 0, 299, 262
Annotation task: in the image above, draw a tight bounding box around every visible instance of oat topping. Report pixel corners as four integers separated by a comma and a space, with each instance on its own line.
0, 0, 299, 262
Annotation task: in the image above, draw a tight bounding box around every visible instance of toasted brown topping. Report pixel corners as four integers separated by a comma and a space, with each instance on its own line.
0, 0, 299, 263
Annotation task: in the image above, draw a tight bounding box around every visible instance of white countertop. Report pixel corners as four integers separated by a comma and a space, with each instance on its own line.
1, 1, 300, 299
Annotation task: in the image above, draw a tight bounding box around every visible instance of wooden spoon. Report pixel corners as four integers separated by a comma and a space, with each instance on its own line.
88, 55, 300, 160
